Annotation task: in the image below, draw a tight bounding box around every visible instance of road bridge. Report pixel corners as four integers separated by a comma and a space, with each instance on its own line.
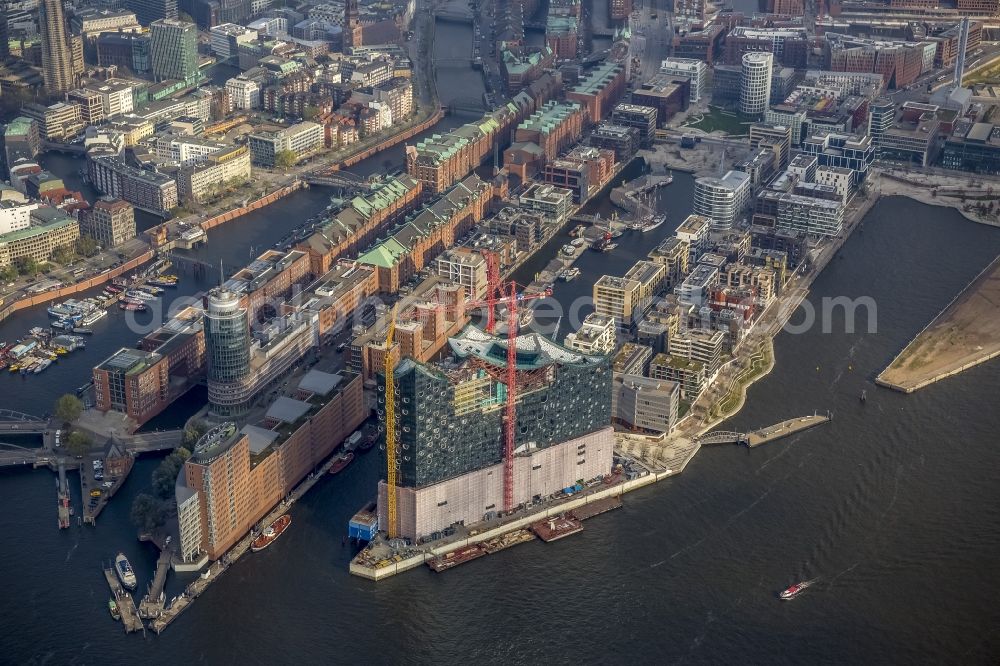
434, 10, 473, 23
0, 410, 47, 434
697, 431, 748, 446
442, 96, 486, 117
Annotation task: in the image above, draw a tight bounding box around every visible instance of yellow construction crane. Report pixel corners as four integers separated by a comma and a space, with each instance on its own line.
383, 305, 398, 539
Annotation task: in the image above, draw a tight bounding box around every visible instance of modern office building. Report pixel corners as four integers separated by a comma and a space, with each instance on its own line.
204, 287, 252, 416
632, 77, 689, 126
649, 352, 706, 399
248, 122, 324, 166
86, 156, 178, 215
0, 211, 80, 269
2, 118, 40, 178
659, 58, 708, 102
675, 213, 712, 263
84, 198, 136, 248
867, 98, 895, 155
612, 374, 680, 434
942, 121, 1000, 175
434, 247, 488, 300
773, 191, 844, 237
740, 52, 773, 118
610, 103, 657, 147
150, 18, 199, 84
563, 312, 617, 355
646, 236, 690, 288
0, 198, 37, 236
177, 145, 253, 204
40, 0, 75, 93
800, 131, 874, 185
376, 326, 614, 540
203, 253, 315, 417
693, 170, 751, 231
92, 348, 169, 427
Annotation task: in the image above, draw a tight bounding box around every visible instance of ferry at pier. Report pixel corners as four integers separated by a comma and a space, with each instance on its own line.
251, 514, 291, 552
779, 579, 815, 600
115, 553, 137, 590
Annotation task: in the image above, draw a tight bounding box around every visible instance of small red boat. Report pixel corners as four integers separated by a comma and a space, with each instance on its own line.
328, 452, 354, 475
779, 579, 815, 600
251, 514, 291, 552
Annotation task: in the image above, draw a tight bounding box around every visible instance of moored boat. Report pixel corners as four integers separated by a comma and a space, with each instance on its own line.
119, 302, 148, 312
115, 553, 137, 590
109, 598, 121, 620
641, 214, 666, 232
250, 514, 291, 552
329, 452, 355, 474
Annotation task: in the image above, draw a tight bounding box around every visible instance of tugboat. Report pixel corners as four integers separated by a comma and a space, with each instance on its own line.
328, 452, 355, 475
779, 579, 815, 600
115, 553, 137, 590
250, 514, 291, 552
108, 598, 121, 620
590, 232, 614, 252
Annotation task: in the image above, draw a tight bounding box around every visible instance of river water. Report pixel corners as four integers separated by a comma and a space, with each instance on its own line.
3, 17, 1000, 663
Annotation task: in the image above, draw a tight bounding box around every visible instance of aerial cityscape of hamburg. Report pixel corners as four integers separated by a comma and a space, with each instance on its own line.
1, 0, 999, 660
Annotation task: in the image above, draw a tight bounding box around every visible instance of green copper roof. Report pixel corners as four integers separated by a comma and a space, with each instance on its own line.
358, 237, 408, 268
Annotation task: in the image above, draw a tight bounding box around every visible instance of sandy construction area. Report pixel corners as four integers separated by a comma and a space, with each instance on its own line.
879, 255, 1000, 392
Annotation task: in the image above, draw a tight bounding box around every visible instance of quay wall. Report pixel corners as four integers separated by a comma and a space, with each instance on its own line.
0, 249, 155, 324
876, 349, 1000, 393
350, 443, 704, 583
199, 181, 305, 232
339, 108, 444, 170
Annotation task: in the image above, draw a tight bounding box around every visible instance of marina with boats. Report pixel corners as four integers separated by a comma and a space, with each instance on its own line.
0, 261, 180, 377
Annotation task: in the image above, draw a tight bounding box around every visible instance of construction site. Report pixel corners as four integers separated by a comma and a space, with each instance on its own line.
351, 260, 625, 576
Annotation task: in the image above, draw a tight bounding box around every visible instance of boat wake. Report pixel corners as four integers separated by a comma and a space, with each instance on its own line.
65, 541, 78, 563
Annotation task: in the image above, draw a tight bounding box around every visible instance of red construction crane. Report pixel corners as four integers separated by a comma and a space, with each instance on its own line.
465, 281, 551, 513
484, 251, 501, 334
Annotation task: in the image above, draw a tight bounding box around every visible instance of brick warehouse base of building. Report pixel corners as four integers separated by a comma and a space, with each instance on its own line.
378, 426, 614, 540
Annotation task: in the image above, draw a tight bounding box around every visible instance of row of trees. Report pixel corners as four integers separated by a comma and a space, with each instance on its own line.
129, 420, 207, 533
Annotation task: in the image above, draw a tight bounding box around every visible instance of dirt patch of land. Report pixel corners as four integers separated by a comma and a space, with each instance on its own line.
879, 255, 1000, 392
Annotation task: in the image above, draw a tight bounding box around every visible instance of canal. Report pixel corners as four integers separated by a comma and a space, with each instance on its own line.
0, 17, 489, 420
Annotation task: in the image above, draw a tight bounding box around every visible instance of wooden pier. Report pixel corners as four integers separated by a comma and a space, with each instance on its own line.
103, 565, 143, 633
138, 546, 172, 619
